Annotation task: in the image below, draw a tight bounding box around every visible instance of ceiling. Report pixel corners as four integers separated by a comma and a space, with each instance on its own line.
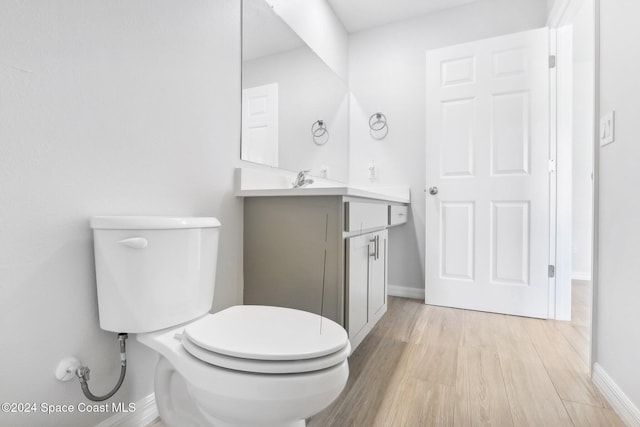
243, 0, 484, 61
326, 0, 481, 33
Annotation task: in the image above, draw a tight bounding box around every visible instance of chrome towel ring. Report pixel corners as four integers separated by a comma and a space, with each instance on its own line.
369, 112, 387, 132
369, 112, 388, 140
312, 119, 329, 145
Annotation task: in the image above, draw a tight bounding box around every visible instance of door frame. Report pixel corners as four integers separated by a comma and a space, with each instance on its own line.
547, 0, 597, 373
549, 26, 574, 322
549, 28, 559, 320
550, 21, 580, 322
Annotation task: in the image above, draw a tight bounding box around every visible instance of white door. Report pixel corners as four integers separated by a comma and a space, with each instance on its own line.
425, 28, 551, 318
241, 83, 279, 167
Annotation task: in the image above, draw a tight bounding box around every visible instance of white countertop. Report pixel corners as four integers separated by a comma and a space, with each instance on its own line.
237, 186, 410, 204
235, 168, 411, 204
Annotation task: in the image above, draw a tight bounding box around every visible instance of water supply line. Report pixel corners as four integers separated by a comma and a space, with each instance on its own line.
75, 333, 128, 402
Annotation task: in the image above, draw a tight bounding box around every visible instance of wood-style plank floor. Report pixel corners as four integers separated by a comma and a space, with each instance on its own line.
149, 281, 624, 426
309, 281, 624, 427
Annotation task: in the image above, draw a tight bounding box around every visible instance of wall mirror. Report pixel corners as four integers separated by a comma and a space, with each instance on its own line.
241, 0, 349, 182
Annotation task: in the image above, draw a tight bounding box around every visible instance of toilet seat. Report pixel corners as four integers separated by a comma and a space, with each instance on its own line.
182, 337, 351, 374
182, 305, 351, 374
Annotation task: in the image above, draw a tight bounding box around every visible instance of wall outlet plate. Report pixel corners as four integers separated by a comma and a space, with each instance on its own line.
600, 110, 615, 147
368, 161, 377, 180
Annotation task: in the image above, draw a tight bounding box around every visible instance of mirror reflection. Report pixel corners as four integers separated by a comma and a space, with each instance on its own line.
241, 0, 349, 181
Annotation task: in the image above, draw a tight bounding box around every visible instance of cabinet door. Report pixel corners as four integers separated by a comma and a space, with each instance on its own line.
346, 233, 371, 338
369, 229, 388, 322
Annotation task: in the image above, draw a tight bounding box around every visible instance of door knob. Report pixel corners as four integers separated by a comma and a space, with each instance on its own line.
428, 186, 438, 195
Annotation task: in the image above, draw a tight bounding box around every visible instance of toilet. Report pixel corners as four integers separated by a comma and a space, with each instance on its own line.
90, 216, 350, 427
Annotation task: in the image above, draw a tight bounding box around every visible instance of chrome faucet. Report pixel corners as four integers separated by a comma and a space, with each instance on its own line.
292, 170, 314, 188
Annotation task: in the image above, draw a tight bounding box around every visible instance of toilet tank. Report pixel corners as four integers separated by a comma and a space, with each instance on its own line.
90, 216, 220, 333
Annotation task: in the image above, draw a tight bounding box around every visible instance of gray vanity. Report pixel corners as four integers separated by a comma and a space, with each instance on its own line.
240, 177, 409, 351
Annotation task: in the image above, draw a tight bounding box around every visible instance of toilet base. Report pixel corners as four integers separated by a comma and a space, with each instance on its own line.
186, 415, 305, 427
153, 355, 347, 427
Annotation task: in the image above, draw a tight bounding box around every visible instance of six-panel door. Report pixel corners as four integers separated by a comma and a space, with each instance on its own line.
425, 27, 551, 318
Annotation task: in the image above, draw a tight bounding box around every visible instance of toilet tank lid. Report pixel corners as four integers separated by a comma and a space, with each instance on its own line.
90, 216, 221, 230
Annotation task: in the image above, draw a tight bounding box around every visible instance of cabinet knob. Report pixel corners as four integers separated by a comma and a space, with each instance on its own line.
428, 186, 438, 195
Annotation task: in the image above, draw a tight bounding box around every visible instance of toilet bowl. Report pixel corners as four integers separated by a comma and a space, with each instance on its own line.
90, 216, 350, 427
139, 306, 350, 427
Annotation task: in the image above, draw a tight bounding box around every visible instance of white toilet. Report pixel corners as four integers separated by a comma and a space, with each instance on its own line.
90, 216, 350, 427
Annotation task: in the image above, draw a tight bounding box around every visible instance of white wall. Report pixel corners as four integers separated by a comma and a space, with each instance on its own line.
243, 47, 349, 181
348, 0, 548, 291
596, 0, 640, 413
265, 0, 349, 82
0, 1, 242, 426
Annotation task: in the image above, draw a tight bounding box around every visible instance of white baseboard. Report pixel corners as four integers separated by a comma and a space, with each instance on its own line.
592, 363, 640, 427
95, 393, 158, 427
572, 271, 592, 281
388, 284, 425, 300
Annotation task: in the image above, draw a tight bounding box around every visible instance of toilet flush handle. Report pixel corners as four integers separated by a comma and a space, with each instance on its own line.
118, 237, 148, 249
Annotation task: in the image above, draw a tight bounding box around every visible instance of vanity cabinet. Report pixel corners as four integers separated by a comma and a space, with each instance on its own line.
244, 196, 343, 324
243, 195, 406, 352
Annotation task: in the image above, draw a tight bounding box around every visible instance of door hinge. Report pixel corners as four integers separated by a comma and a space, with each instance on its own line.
549, 55, 556, 68
549, 159, 556, 173
548, 265, 555, 278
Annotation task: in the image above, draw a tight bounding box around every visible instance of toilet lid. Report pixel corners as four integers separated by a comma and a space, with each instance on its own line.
183, 305, 349, 361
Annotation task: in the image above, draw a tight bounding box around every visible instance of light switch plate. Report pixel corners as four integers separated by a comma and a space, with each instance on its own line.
600, 110, 615, 147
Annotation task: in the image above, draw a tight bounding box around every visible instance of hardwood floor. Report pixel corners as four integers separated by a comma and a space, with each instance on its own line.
310, 283, 624, 427
148, 281, 624, 426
